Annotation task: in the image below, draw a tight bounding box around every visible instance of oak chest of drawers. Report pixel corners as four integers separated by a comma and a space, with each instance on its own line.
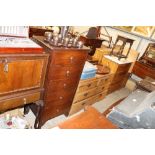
102, 55, 131, 94
69, 74, 113, 115
33, 36, 89, 127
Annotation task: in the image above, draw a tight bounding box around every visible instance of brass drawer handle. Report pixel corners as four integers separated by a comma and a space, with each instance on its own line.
66, 70, 70, 77
70, 56, 74, 63
87, 84, 91, 87
23, 98, 27, 104
63, 83, 67, 88
84, 93, 88, 97
3, 59, 9, 72
59, 96, 63, 100
102, 87, 105, 90
105, 78, 108, 81
82, 102, 86, 106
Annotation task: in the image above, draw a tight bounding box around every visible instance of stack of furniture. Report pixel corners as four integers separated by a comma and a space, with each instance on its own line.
32, 36, 89, 128
102, 55, 132, 94
69, 74, 113, 115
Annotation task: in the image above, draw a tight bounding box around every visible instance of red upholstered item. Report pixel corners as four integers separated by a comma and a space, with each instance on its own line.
58, 106, 117, 129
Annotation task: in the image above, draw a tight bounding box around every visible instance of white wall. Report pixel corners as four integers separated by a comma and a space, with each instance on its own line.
73, 26, 155, 58
73, 26, 90, 34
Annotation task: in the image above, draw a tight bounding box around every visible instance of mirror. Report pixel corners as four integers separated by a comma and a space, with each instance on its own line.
145, 43, 155, 59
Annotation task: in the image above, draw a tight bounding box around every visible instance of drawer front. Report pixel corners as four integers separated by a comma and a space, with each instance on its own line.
95, 92, 107, 102
77, 80, 98, 93
96, 85, 108, 93
41, 97, 73, 123
70, 95, 97, 115
0, 58, 45, 95
0, 92, 40, 112
98, 77, 111, 86
52, 50, 87, 66
73, 87, 98, 103
45, 89, 76, 102
69, 92, 107, 115
47, 79, 78, 92
48, 65, 83, 81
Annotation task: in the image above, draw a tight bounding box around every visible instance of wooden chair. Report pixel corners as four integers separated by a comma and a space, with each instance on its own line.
110, 35, 134, 60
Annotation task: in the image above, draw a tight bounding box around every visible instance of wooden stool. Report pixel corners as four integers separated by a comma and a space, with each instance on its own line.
110, 35, 134, 60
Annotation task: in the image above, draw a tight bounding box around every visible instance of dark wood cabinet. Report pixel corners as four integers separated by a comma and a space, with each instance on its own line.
0, 53, 49, 122
132, 61, 155, 79
32, 36, 88, 127
132, 43, 155, 79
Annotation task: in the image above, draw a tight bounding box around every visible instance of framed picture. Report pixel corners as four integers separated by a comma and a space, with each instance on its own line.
131, 26, 155, 37
114, 26, 133, 32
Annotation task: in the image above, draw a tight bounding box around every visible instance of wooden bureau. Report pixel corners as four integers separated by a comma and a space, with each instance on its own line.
32, 36, 89, 128
102, 55, 131, 94
69, 74, 113, 115
0, 53, 49, 127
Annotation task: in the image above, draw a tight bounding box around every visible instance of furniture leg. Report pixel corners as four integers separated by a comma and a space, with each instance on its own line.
34, 100, 44, 129
24, 104, 30, 115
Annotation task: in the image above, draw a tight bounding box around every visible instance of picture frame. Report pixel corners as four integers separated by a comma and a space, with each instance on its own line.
131, 26, 155, 37
113, 26, 133, 32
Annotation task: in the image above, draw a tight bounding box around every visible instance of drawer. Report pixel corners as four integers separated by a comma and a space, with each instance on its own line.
94, 92, 107, 102
0, 92, 40, 112
73, 87, 98, 103
77, 80, 98, 93
69, 92, 107, 115
41, 101, 71, 122
45, 88, 76, 102
47, 79, 78, 92
98, 77, 111, 86
48, 65, 83, 81
96, 85, 108, 93
69, 95, 97, 115
52, 50, 87, 66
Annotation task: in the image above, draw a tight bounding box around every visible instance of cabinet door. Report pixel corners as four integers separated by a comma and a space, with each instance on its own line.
0, 58, 45, 95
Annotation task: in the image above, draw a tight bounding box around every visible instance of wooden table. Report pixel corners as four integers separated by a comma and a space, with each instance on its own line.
58, 106, 117, 129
